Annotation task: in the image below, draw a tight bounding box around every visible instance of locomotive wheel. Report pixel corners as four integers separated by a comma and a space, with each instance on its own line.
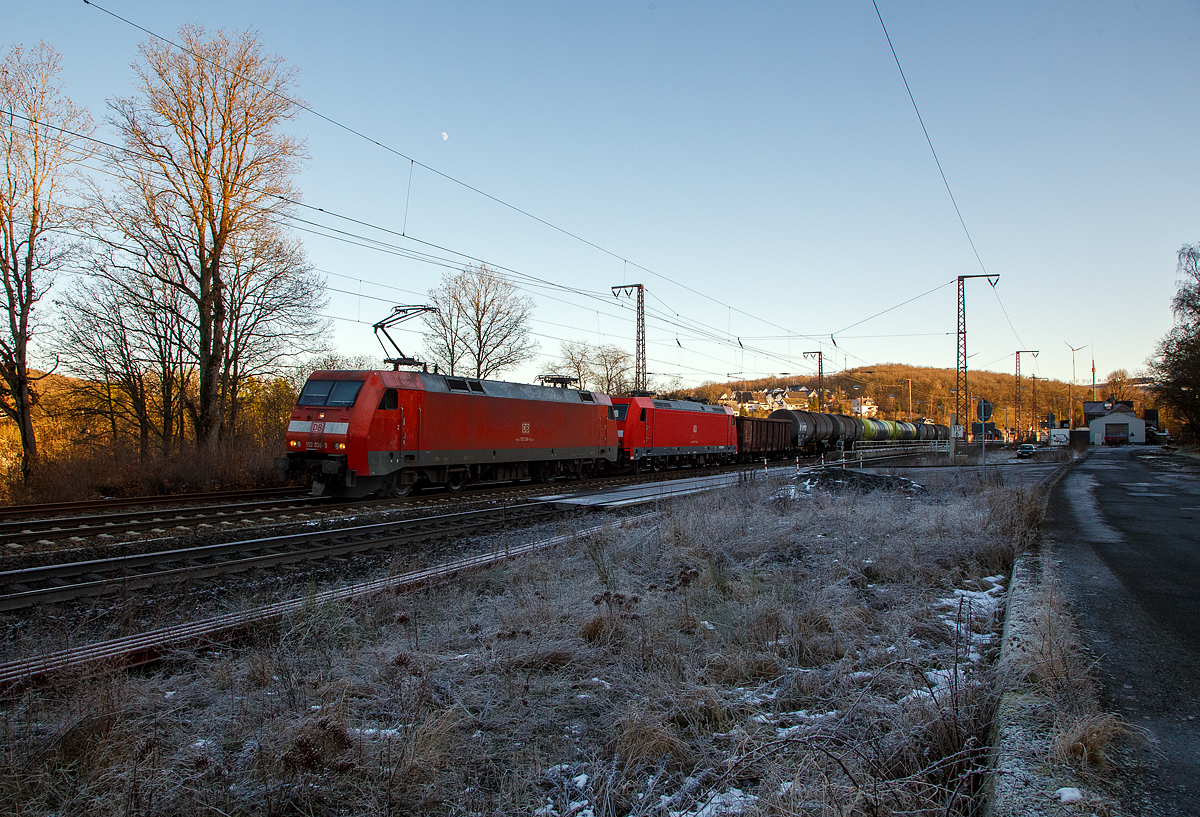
650, 458, 663, 472
385, 474, 417, 498
537, 463, 557, 484
446, 472, 468, 492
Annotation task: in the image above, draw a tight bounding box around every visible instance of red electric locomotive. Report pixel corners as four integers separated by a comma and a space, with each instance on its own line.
611, 396, 736, 471
277, 370, 619, 497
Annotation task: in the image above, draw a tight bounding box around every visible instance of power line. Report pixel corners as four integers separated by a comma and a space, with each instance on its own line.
872, 0, 989, 277
79, 0, 810, 344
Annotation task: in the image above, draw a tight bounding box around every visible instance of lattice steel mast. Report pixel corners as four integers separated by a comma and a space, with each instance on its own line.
956, 275, 999, 440
612, 284, 646, 393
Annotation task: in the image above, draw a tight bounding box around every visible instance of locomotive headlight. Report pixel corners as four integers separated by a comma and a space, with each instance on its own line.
288, 439, 300, 448
335, 442, 347, 450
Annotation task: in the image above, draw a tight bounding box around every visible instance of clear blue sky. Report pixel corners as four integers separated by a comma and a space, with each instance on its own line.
12, 1, 1200, 389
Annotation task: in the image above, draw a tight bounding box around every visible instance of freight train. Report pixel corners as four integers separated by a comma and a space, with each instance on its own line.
276, 370, 950, 498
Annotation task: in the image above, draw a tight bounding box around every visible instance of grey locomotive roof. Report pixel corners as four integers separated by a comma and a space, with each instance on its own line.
417, 372, 606, 404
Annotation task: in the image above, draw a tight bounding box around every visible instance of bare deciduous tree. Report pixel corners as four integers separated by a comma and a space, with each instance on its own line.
1105, 368, 1133, 403
547, 339, 633, 394
0, 42, 92, 482
592, 343, 632, 394
108, 25, 306, 448
549, 340, 595, 388
220, 229, 326, 438
1149, 243, 1200, 440
423, 264, 537, 379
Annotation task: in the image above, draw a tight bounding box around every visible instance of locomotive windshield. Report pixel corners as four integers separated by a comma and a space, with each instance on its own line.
611, 404, 628, 421
298, 379, 364, 407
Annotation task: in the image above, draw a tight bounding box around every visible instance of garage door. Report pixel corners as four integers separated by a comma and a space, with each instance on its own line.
1104, 422, 1129, 445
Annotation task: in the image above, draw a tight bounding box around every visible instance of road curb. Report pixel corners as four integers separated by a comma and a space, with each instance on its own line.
982, 454, 1093, 816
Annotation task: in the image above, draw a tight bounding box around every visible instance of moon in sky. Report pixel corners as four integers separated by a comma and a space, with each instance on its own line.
441, 132, 448, 141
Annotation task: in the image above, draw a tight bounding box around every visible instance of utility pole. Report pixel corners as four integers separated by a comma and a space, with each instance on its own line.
612, 284, 646, 393
804, 351, 823, 411
1015, 350, 1038, 441
956, 274, 1000, 441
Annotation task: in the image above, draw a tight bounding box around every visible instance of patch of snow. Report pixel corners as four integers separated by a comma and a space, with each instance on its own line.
192, 738, 217, 751
571, 774, 588, 790
163, 691, 176, 699
1054, 787, 1083, 803
700, 621, 716, 631
670, 788, 758, 817
352, 727, 402, 739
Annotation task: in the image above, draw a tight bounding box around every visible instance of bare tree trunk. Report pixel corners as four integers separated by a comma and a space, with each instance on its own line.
0, 42, 92, 483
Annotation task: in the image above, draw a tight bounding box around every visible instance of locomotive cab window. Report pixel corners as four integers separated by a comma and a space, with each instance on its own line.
378, 388, 398, 410
611, 404, 627, 421
299, 379, 364, 407
640, 408, 647, 422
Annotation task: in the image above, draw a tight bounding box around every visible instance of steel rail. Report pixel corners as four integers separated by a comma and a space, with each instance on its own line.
0, 503, 562, 611
0, 496, 329, 545
0, 512, 656, 692
0, 486, 310, 521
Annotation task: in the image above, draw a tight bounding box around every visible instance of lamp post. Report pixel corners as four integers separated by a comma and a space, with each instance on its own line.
1065, 342, 1087, 429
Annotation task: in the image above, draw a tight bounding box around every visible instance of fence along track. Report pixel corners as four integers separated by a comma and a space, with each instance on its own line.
0, 513, 655, 692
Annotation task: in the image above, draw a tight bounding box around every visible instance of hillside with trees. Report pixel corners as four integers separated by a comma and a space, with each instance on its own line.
688, 363, 1160, 433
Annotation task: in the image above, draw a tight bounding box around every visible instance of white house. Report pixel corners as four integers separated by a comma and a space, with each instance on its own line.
850, 397, 879, 418
1088, 412, 1145, 445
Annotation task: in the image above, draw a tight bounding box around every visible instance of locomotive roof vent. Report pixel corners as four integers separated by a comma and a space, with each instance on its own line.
447, 378, 470, 392
578, 391, 595, 403
653, 400, 673, 409
468, 381, 486, 393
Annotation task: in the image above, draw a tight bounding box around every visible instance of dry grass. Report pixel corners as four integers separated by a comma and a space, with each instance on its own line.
0, 471, 1044, 815
1002, 578, 1133, 777
0, 442, 285, 505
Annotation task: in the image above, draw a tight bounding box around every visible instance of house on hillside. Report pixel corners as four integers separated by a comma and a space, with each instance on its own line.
850, 397, 878, 418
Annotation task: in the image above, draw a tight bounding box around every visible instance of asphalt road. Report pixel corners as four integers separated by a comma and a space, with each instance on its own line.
1049, 446, 1200, 815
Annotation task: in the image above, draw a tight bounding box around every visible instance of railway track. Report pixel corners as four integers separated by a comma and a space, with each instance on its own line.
0, 502, 565, 611
0, 486, 309, 522
0, 512, 653, 692
0, 494, 330, 546
0, 461, 780, 552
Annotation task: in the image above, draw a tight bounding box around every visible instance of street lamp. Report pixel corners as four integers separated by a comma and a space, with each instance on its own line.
1065, 342, 1087, 428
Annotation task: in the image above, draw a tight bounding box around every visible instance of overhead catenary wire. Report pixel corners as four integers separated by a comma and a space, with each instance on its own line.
15, 75, 980, 386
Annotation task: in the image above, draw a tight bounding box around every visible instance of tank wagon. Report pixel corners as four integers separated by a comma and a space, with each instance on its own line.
769, 409, 950, 453
277, 370, 618, 497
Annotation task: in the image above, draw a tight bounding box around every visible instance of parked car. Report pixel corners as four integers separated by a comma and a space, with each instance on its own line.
1017, 443, 1036, 458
